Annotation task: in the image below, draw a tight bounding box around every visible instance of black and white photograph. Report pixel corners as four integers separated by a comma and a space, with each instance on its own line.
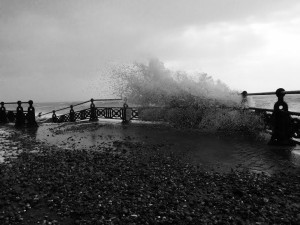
0, 0, 300, 224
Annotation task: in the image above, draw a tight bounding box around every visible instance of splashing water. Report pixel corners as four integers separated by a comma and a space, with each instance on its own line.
108, 59, 263, 132
110, 58, 240, 106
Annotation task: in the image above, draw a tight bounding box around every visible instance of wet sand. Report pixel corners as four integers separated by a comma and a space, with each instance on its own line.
0, 121, 300, 224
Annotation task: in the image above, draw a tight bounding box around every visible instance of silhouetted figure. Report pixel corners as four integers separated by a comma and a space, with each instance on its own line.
52, 110, 58, 123
15, 101, 25, 127
89, 98, 98, 121
27, 100, 38, 127
0, 102, 8, 123
69, 105, 75, 122
269, 88, 294, 146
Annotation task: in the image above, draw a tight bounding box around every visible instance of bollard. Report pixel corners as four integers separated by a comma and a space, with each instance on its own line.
0, 102, 8, 123
69, 105, 75, 122
89, 98, 98, 121
27, 100, 38, 127
52, 110, 58, 123
15, 101, 25, 127
268, 88, 294, 146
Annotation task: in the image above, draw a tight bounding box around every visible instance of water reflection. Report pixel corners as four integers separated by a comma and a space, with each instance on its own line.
2, 122, 300, 174
291, 149, 300, 166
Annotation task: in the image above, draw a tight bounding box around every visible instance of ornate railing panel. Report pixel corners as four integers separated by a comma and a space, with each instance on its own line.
52, 106, 139, 123
96, 107, 123, 119
131, 108, 139, 120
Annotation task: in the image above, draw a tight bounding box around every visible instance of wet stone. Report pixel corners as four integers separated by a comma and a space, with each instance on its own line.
0, 124, 300, 224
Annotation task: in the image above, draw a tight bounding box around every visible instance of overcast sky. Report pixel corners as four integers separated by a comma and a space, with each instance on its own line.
1, 0, 300, 102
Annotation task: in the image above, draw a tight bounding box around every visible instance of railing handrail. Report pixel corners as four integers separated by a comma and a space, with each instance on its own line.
93, 98, 123, 102
245, 90, 300, 96
6, 110, 29, 113
38, 100, 89, 117
38, 98, 123, 117
248, 107, 300, 116
0, 101, 31, 104
56, 106, 132, 116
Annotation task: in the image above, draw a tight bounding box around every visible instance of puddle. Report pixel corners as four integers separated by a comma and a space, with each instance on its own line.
35, 121, 300, 174
1, 120, 299, 174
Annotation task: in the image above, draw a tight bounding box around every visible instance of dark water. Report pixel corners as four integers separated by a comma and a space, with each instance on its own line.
34, 121, 300, 174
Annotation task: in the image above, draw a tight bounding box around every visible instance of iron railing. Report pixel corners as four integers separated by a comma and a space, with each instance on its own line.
0, 100, 37, 127
242, 88, 300, 145
1, 89, 300, 146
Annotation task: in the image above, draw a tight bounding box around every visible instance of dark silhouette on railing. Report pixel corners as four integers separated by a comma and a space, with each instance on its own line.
242, 88, 300, 146
0, 100, 38, 127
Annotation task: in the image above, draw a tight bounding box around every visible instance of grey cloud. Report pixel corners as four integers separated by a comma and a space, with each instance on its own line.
1, 0, 300, 101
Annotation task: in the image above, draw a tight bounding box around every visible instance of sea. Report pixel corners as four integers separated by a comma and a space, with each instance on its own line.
249, 94, 300, 113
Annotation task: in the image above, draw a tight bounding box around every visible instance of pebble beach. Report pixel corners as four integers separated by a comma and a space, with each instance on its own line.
0, 122, 300, 224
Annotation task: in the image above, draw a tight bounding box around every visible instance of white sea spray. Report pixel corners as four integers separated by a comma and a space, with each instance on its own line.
108, 59, 263, 132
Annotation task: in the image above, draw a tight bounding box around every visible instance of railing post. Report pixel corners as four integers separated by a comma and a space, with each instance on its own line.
122, 97, 131, 124
52, 110, 58, 123
0, 102, 8, 123
241, 91, 248, 109
269, 88, 294, 145
26, 100, 38, 127
69, 105, 75, 122
15, 101, 25, 127
89, 98, 98, 121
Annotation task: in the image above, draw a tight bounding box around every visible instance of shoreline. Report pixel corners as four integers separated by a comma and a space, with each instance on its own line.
0, 122, 300, 224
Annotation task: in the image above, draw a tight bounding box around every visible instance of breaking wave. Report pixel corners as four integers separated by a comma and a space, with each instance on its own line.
109, 59, 263, 133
